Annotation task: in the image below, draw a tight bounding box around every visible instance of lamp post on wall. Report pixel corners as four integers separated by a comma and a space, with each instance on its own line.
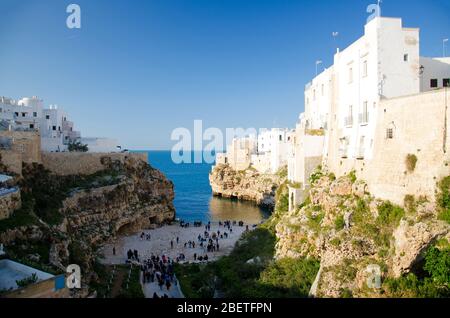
419, 65, 425, 91
444, 38, 449, 58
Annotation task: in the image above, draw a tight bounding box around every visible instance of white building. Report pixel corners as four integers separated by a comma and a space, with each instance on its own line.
420, 57, 450, 91
80, 137, 120, 153
214, 128, 294, 174
288, 16, 450, 211
0, 95, 121, 153
254, 128, 294, 173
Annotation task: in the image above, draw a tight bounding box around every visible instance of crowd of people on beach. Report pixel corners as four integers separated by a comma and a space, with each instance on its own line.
142, 254, 176, 295
119, 219, 252, 298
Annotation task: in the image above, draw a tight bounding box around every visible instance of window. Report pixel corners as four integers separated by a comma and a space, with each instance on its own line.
404, 54, 409, 62
349, 67, 353, 83
33, 112, 37, 117
22, 112, 26, 117
363, 60, 368, 77
306, 98, 309, 106
360, 101, 369, 125
386, 128, 394, 139
279, 135, 282, 141
313, 89, 316, 100
29, 124, 34, 129
321, 84, 325, 96
52, 126, 56, 131
444, 78, 450, 87
14, 112, 18, 117
46, 115, 50, 119
430, 79, 438, 88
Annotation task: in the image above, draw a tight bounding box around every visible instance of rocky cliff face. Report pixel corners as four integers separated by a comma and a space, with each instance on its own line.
209, 164, 284, 209
0, 155, 175, 296
61, 156, 175, 245
274, 173, 450, 298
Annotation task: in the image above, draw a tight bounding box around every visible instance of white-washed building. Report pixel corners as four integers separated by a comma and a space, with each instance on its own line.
80, 137, 119, 153
288, 16, 450, 211
0, 95, 122, 153
253, 128, 294, 174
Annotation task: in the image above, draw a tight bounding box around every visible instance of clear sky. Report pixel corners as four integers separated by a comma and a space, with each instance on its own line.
0, 0, 449, 150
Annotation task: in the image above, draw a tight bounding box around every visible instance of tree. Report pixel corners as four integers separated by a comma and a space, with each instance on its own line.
68, 141, 88, 152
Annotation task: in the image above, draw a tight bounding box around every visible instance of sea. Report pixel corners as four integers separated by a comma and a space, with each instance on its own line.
136, 151, 270, 223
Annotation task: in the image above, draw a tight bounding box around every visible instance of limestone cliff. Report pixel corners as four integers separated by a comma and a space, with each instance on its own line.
209, 164, 284, 209
274, 171, 450, 298
0, 155, 175, 296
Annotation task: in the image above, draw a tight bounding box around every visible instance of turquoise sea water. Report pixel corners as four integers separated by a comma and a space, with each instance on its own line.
139, 151, 269, 223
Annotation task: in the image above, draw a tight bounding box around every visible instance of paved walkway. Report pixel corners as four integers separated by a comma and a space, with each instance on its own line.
140, 272, 184, 298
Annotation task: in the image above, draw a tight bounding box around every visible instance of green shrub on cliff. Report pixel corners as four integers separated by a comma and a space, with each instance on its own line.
377, 201, 404, 227
276, 166, 288, 179
405, 154, 418, 173
384, 245, 450, 298
309, 166, 323, 185
334, 215, 345, 231
438, 176, 450, 224
259, 257, 320, 297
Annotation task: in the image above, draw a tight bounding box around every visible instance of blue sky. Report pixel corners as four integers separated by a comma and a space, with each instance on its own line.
0, 0, 449, 150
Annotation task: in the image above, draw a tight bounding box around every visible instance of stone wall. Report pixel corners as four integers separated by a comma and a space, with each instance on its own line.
0, 131, 41, 175
0, 189, 21, 220
41, 152, 148, 176
0, 150, 22, 175
325, 89, 450, 205
0, 131, 41, 164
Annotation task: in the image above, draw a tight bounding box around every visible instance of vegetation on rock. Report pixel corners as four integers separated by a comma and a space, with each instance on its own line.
405, 154, 418, 173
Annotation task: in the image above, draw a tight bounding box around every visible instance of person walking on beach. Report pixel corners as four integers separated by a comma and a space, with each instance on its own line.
113, 246, 116, 256
170, 240, 174, 249
176, 236, 179, 244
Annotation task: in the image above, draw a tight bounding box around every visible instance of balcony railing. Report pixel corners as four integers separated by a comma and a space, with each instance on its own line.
359, 112, 369, 125
344, 116, 353, 127
356, 148, 365, 160
339, 147, 348, 158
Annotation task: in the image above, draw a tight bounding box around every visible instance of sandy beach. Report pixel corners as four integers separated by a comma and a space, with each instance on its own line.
98, 221, 256, 298
100, 221, 255, 266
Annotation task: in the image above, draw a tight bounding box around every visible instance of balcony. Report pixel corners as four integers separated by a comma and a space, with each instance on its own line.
359, 112, 369, 125
356, 148, 365, 160
339, 147, 348, 158
344, 116, 353, 128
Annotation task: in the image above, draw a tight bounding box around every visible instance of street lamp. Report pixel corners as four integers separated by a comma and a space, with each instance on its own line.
444, 38, 449, 57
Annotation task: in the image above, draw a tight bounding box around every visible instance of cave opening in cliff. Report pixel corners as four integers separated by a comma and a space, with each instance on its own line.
117, 222, 139, 236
